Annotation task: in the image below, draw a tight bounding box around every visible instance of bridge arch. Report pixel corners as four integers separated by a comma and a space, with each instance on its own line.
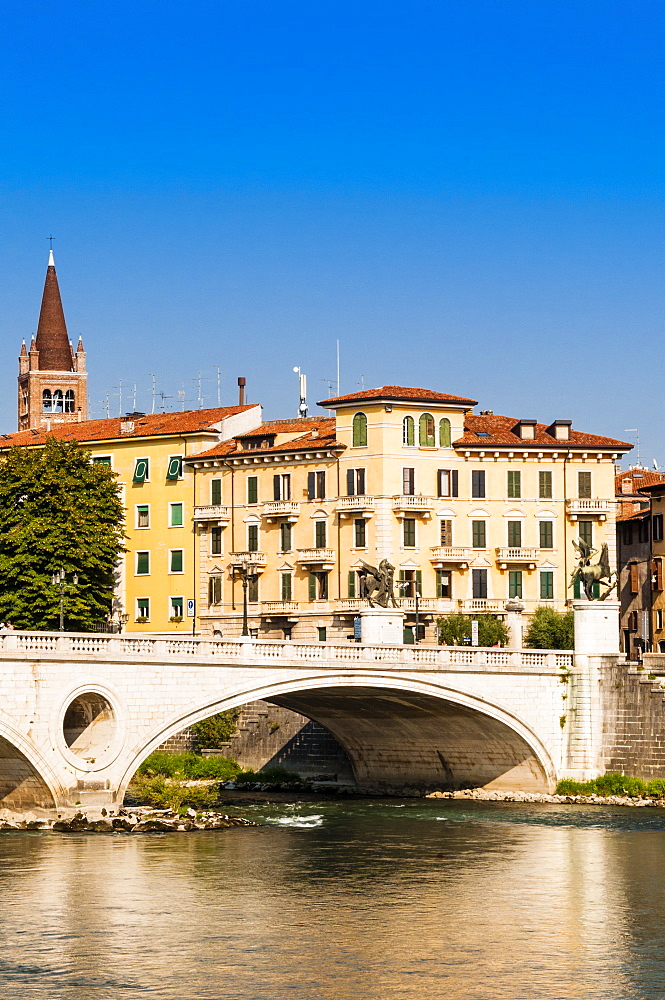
0, 717, 64, 813
118, 673, 557, 799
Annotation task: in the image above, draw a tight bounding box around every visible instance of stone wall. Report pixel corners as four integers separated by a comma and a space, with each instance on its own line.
599, 659, 665, 778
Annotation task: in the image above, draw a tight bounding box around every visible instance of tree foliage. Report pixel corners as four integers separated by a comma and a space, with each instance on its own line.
523, 606, 574, 649
437, 613, 510, 647
0, 438, 125, 631
190, 710, 239, 749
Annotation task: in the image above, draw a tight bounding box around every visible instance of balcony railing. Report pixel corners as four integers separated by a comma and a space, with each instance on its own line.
296, 548, 336, 567
193, 505, 230, 523
228, 552, 267, 571
261, 601, 300, 615
566, 499, 614, 520
335, 495, 376, 517
495, 547, 539, 567
392, 495, 434, 519
459, 599, 504, 612
262, 501, 300, 521
429, 546, 472, 566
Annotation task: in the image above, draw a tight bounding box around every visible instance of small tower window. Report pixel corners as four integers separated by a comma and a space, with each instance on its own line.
419, 413, 435, 447
42, 389, 52, 413
403, 416, 414, 446
352, 412, 368, 447
64, 390, 75, 413
52, 390, 63, 413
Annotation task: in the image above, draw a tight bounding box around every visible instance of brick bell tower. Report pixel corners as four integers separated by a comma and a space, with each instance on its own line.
18, 249, 88, 431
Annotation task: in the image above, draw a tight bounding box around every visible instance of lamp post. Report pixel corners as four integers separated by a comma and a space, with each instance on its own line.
51, 568, 79, 632
234, 559, 257, 636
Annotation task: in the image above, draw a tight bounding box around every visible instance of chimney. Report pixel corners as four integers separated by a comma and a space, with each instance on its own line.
238, 377, 246, 406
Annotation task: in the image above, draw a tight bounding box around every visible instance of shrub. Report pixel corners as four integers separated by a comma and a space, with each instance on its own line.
437, 613, 509, 647
136, 751, 240, 781
191, 711, 239, 749
524, 607, 574, 649
555, 773, 665, 798
129, 774, 222, 810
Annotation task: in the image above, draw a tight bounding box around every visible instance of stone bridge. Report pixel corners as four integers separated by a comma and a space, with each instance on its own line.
0, 624, 626, 816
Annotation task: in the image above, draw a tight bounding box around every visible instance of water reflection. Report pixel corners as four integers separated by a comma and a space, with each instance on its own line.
0, 802, 663, 998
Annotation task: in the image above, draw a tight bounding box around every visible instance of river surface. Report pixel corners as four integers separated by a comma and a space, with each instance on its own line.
1, 798, 665, 999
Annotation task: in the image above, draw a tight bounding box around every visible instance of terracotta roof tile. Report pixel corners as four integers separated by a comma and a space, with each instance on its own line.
318, 385, 477, 407
455, 414, 633, 451
0, 405, 255, 449
190, 418, 343, 461
615, 468, 665, 496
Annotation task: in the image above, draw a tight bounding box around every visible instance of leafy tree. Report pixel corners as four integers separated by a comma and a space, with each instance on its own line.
437, 613, 509, 647
523, 606, 574, 649
0, 438, 125, 631
190, 710, 239, 749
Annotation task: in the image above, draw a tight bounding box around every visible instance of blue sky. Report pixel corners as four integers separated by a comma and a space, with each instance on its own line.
1, 1, 663, 464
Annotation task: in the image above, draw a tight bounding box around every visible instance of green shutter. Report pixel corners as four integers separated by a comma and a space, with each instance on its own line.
507, 470, 521, 498
133, 458, 148, 483
136, 552, 149, 574
416, 570, 422, 595
171, 503, 183, 527
166, 456, 182, 480
170, 550, 183, 573
540, 572, 554, 599
348, 571, 356, 598
247, 477, 258, 504
508, 521, 522, 547
309, 573, 317, 601
509, 571, 522, 598
211, 479, 222, 505
472, 520, 486, 548
353, 413, 367, 447
281, 573, 292, 601
439, 418, 451, 448
539, 521, 553, 548
539, 471, 552, 499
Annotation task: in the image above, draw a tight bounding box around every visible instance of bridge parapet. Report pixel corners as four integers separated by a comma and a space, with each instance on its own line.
0, 631, 572, 674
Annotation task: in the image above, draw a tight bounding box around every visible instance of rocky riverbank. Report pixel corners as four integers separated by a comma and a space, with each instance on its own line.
0, 806, 257, 833
426, 788, 665, 807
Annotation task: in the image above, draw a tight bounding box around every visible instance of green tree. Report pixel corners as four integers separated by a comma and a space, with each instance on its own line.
523, 606, 574, 649
437, 613, 509, 647
190, 710, 240, 749
0, 438, 125, 631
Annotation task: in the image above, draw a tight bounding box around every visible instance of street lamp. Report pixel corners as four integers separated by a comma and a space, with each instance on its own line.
51, 568, 79, 632
234, 559, 257, 636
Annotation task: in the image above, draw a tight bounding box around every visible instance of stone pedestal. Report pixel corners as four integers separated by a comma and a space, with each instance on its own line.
359, 608, 406, 645
504, 604, 524, 649
573, 601, 620, 655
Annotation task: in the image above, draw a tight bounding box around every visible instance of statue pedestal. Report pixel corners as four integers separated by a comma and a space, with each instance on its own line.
573, 601, 620, 655
359, 608, 405, 645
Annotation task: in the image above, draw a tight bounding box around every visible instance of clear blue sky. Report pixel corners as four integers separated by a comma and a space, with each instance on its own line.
1, 1, 663, 465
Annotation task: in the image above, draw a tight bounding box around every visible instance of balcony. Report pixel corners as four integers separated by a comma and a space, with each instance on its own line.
392, 495, 435, 520
459, 599, 504, 613
261, 601, 300, 616
262, 501, 300, 522
395, 597, 438, 612
193, 505, 230, 524
335, 495, 376, 518
495, 547, 538, 569
429, 546, 472, 568
228, 552, 267, 572
296, 548, 336, 569
566, 499, 614, 521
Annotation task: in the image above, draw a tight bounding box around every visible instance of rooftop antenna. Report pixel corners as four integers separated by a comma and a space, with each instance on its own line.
116, 379, 123, 417
149, 374, 157, 414
625, 429, 641, 467
213, 366, 222, 405
358, 374, 365, 390
293, 366, 308, 418
131, 382, 137, 412
336, 338, 340, 395
178, 387, 186, 411
97, 391, 110, 419
157, 391, 173, 412
195, 372, 205, 409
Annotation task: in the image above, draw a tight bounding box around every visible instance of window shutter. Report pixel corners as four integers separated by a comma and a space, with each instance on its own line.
416, 570, 422, 594
167, 456, 182, 480
247, 477, 258, 504
273, 475, 281, 501
348, 571, 356, 598
357, 468, 365, 495
508, 521, 522, 547
578, 471, 592, 499
452, 470, 458, 497
347, 469, 355, 496
208, 578, 214, 604
315, 521, 326, 548
281, 573, 292, 601
440, 519, 452, 546
439, 418, 451, 448
630, 563, 639, 594
316, 471, 325, 499
307, 472, 315, 500
133, 459, 148, 483
309, 573, 317, 601
658, 560, 664, 591
211, 479, 221, 505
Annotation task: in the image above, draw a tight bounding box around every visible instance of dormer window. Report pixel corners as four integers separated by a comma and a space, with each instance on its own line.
403, 416, 414, 446
353, 412, 368, 447
42, 389, 52, 412
419, 413, 435, 447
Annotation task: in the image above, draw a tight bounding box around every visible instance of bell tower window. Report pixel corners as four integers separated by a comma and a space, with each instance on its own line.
42, 389, 52, 412
64, 390, 75, 413
53, 390, 63, 413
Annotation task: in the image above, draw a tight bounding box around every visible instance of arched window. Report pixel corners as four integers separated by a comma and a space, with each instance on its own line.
352, 412, 367, 447
42, 389, 52, 412
419, 413, 435, 447
439, 417, 451, 448
64, 390, 75, 413
403, 416, 414, 446
52, 390, 64, 413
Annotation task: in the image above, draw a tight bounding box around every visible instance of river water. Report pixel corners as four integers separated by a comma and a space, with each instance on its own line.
1, 799, 665, 999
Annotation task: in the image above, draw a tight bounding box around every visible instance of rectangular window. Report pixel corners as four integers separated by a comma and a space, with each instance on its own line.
507, 521, 522, 547
211, 479, 222, 505
508, 570, 523, 599
309, 572, 328, 600
652, 559, 663, 591
579, 520, 593, 547
622, 523, 633, 545
211, 527, 222, 556
507, 470, 521, 499
136, 504, 149, 528
578, 471, 592, 499
436, 569, 451, 598
539, 471, 552, 499
170, 596, 184, 618
402, 467, 415, 495
539, 521, 553, 549
248, 575, 259, 603
630, 563, 639, 594
133, 458, 149, 483
137, 597, 150, 619
354, 518, 367, 547
658, 609, 664, 631
136, 551, 149, 575
170, 503, 184, 527
307, 471, 326, 500
170, 549, 184, 573
208, 576, 222, 605
167, 455, 183, 481
403, 518, 416, 547
346, 468, 366, 496
315, 521, 327, 548
472, 520, 486, 548
471, 470, 485, 498
440, 519, 453, 546
273, 474, 291, 501
247, 476, 258, 505
247, 524, 259, 552
653, 515, 664, 543
472, 568, 487, 599
317, 627, 327, 642
348, 570, 356, 598
279, 522, 292, 552
281, 573, 292, 601
437, 469, 458, 498
93, 456, 112, 467
639, 519, 650, 544
540, 571, 554, 600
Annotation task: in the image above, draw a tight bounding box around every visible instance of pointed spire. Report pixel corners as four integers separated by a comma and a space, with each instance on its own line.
48, 247, 55, 268
35, 250, 72, 371
19, 340, 27, 357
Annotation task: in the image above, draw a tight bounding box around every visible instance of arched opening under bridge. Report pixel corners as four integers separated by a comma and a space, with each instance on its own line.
0, 736, 57, 812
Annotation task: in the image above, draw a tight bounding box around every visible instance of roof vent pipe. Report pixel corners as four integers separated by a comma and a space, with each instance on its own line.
238, 377, 246, 406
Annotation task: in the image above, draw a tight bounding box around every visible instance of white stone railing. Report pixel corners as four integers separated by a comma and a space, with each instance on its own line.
296, 548, 336, 565
566, 499, 614, 519
429, 546, 472, 563
0, 630, 573, 672
262, 601, 300, 614
228, 551, 268, 568
262, 501, 300, 520
392, 494, 434, 510
335, 496, 376, 516
193, 505, 230, 521
495, 547, 539, 564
